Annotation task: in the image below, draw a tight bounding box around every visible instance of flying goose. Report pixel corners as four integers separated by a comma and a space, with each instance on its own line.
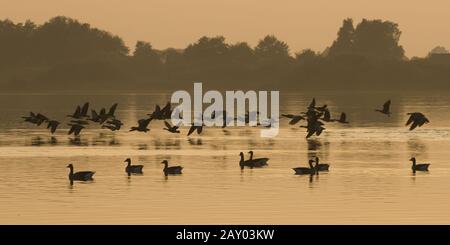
69, 120, 89, 125
301, 119, 325, 138
187, 123, 203, 136
375, 100, 391, 116
68, 124, 84, 136
47, 120, 60, 134
107, 103, 118, 118
88, 110, 102, 123
308, 98, 316, 109
164, 121, 181, 133
410, 157, 430, 173
282, 114, 305, 125
161, 160, 183, 176
130, 118, 152, 132
148, 102, 171, 120
124, 158, 144, 174
315, 104, 328, 112
67, 105, 82, 119
67, 163, 95, 184
406, 112, 429, 131
102, 118, 123, 131
80, 102, 90, 118
22, 112, 39, 124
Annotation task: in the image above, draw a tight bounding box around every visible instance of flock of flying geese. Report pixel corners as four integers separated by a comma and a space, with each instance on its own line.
21, 98, 432, 185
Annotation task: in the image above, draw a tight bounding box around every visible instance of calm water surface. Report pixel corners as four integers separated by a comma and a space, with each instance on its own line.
1, 90, 450, 224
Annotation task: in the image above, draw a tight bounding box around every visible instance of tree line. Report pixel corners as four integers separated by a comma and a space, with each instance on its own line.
0, 16, 449, 90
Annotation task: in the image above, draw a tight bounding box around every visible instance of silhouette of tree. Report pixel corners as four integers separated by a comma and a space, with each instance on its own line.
254, 35, 290, 61
1, 16, 450, 91
0, 19, 36, 65
34, 16, 128, 63
184, 36, 229, 61
227, 42, 255, 63
329, 18, 354, 56
428, 46, 449, 56
328, 19, 404, 60
133, 41, 162, 66
296, 49, 321, 64
352, 19, 405, 60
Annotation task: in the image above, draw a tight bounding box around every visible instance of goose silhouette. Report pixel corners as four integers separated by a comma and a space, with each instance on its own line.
410, 157, 430, 173
247, 151, 269, 167
293, 160, 316, 175
239, 152, 255, 170
124, 158, 144, 175
164, 121, 180, 133
161, 160, 183, 176
336, 112, 349, 124
130, 118, 152, 132
282, 114, 305, 125
67, 163, 95, 184
187, 123, 203, 136
375, 100, 391, 116
47, 120, 60, 134
314, 157, 330, 171
406, 112, 429, 131
68, 124, 84, 136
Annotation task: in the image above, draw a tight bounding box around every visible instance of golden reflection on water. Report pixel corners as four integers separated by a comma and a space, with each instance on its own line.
0, 91, 450, 224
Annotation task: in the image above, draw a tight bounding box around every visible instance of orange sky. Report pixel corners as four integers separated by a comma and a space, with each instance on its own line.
1, 0, 448, 57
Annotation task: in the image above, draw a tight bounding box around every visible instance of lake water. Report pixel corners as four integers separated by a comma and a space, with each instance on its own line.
1, 90, 450, 224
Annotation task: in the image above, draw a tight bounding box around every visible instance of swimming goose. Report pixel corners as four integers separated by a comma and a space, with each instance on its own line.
375, 100, 391, 116
336, 112, 349, 124
247, 151, 269, 167
130, 118, 152, 132
292, 160, 316, 175
67, 164, 95, 183
161, 160, 183, 176
314, 157, 330, 171
321, 109, 335, 122
406, 112, 429, 131
124, 158, 144, 174
164, 121, 180, 133
239, 152, 260, 169
410, 157, 430, 173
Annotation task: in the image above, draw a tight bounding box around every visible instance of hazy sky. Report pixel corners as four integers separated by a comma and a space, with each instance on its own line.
1, 0, 448, 57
